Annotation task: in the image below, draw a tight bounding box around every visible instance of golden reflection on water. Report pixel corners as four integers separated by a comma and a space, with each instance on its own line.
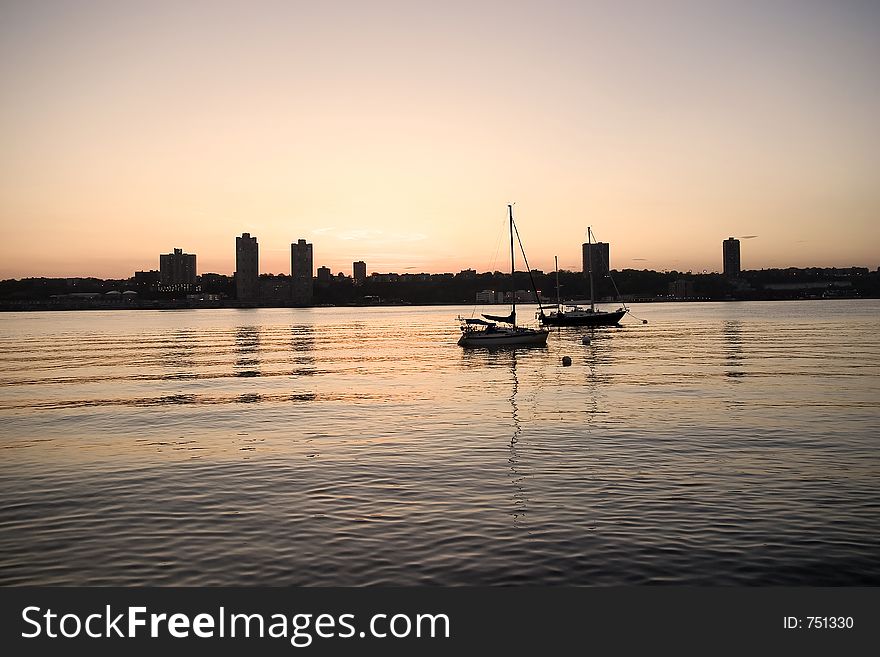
0, 302, 878, 584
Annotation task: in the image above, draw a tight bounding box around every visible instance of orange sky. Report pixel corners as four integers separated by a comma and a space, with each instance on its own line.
1, 1, 878, 279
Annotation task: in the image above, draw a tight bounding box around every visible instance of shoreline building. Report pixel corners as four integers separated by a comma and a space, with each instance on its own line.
159, 248, 197, 291
582, 240, 610, 278
134, 269, 160, 293
259, 274, 294, 302
235, 233, 259, 301
291, 239, 314, 305
669, 279, 695, 299
316, 266, 332, 286
353, 261, 367, 285
723, 237, 741, 277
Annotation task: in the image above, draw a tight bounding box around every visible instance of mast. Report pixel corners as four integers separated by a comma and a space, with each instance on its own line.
511, 211, 543, 324
509, 204, 516, 328
587, 226, 595, 312
555, 255, 561, 310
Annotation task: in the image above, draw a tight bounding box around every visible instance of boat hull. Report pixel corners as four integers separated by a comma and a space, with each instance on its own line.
458, 329, 549, 348
540, 308, 626, 327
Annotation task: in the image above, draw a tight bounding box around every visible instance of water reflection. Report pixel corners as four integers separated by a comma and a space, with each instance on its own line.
289, 325, 315, 372
573, 330, 607, 426
3, 303, 879, 585
234, 326, 262, 403
235, 326, 261, 377
288, 325, 317, 401
163, 329, 196, 378
507, 350, 528, 526
723, 320, 744, 380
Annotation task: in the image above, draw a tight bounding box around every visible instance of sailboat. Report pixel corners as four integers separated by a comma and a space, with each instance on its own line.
539, 227, 627, 327
458, 206, 549, 347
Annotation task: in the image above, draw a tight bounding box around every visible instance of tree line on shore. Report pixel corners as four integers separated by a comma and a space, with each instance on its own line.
1, 266, 877, 307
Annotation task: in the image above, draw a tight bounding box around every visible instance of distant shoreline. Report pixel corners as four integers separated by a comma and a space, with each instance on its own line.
0, 296, 872, 312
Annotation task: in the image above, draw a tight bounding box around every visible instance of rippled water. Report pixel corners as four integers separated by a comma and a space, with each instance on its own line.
1, 301, 878, 585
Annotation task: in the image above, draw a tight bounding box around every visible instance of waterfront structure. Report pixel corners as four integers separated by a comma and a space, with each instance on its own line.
159, 248, 197, 290
723, 237, 741, 277
235, 233, 259, 301
475, 290, 495, 304
291, 239, 314, 305
259, 275, 293, 302
582, 240, 610, 278
133, 270, 159, 292
669, 279, 695, 299
316, 266, 332, 286
353, 261, 367, 285
514, 289, 539, 302
370, 273, 399, 283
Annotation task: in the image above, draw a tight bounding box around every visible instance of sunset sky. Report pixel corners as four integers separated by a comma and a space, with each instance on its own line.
1, 0, 878, 279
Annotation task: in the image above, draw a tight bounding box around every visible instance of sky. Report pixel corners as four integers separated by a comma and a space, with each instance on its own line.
1, 0, 878, 278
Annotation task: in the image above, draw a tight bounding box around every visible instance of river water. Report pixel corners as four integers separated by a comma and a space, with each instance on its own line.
0, 300, 878, 585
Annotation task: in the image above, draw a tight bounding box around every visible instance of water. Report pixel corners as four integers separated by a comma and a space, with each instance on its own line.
0, 300, 878, 585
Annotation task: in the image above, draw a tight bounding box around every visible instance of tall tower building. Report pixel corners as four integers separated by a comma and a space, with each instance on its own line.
235, 233, 259, 300
353, 260, 367, 284
291, 239, 314, 305
582, 241, 610, 278
723, 237, 741, 277
159, 248, 197, 289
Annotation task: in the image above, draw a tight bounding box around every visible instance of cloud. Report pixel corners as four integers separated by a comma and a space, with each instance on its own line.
337, 229, 385, 241
321, 228, 429, 243
738, 235, 759, 239
390, 231, 428, 243
311, 227, 337, 235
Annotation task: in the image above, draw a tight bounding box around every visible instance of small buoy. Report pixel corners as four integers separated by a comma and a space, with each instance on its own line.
642, 319, 648, 324
562, 356, 572, 366
581, 336, 591, 345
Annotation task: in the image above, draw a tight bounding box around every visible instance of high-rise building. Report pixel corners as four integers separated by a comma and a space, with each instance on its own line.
723, 237, 741, 277
582, 241, 610, 278
316, 266, 332, 285
235, 233, 259, 300
159, 248, 197, 289
291, 239, 314, 305
353, 261, 367, 284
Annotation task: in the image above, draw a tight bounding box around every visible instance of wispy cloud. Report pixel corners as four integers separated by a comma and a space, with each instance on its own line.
337, 229, 385, 241
739, 235, 759, 239
315, 228, 428, 243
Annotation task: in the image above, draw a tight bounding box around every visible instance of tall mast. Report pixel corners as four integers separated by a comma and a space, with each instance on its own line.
555, 255, 561, 310
509, 204, 516, 328
588, 226, 595, 312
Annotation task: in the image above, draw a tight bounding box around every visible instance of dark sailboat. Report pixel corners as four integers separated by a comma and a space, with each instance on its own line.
539, 227, 628, 327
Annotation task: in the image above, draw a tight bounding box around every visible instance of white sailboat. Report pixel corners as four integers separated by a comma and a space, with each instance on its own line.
458, 205, 549, 348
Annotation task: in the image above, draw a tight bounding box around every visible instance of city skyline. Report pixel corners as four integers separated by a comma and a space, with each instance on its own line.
2, 1, 879, 278
4, 228, 878, 282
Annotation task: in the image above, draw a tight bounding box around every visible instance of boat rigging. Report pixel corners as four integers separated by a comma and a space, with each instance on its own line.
458, 205, 549, 347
